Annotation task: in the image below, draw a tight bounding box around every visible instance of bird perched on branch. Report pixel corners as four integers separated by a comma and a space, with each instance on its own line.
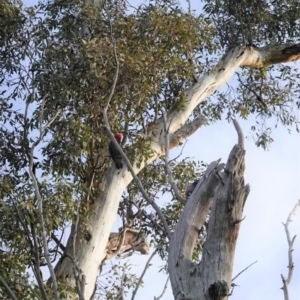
185, 179, 199, 197
109, 132, 123, 169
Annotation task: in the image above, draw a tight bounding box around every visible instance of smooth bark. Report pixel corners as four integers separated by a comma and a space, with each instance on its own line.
54, 43, 300, 299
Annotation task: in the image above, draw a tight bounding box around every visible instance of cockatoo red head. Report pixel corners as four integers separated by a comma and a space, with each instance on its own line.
114, 132, 123, 143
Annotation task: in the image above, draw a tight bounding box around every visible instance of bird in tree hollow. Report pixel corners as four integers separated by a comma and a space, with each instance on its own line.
109, 132, 123, 169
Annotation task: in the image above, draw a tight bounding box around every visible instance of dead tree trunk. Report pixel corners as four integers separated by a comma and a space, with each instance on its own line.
168, 120, 250, 300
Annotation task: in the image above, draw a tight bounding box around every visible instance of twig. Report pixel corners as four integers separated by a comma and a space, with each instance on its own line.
131, 249, 158, 300
0, 274, 18, 300
162, 111, 186, 204
239, 80, 269, 109
280, 200, 300, 300
154, 276, 170, 300
141, 210, 165, 234
232, 260, 258, 282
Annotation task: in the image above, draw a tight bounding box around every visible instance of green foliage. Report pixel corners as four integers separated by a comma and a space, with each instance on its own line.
0, 0, 299, 297
202, 0, 300, 48
97, 260, 140, 300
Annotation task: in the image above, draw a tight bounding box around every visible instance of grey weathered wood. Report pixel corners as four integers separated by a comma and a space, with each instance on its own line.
168, 121, 250, 300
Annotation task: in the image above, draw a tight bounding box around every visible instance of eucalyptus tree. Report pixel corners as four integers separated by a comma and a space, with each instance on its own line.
0, 0, 299, 299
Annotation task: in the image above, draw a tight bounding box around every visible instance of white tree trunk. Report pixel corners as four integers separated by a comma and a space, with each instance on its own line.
54, 43, 300, 299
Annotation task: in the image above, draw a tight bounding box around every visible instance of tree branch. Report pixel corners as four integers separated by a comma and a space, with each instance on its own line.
281, 200, 300, 300
150, 43, 300, 145
241, 43, 300, 67
103, 17, 119, 115
131, 248, 158, 300
0, 274, 18, 300
103, 126, 171, 240
51, 233, 66, 252
154, 276, 170, 300
28, 98, 61, 300
72, 199, 86, 300
162, 111, 186, 204
232, 260, 258, 282
31, 224, 50, 300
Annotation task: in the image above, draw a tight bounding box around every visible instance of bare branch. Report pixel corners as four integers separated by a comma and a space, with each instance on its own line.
232, 260, 258, 282
154, 276, 170, 300
0, 274, 18, 300
281, 200, 300, 300
131, 249, 158, 300
233, 119, 244, 149
162, 111, 186, 204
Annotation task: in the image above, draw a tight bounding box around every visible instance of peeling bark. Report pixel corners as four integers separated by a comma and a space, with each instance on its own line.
168, 121, 250, 300
106, 230, 150, 259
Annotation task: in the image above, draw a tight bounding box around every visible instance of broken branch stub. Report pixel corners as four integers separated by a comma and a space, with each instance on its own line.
168, 120, 250, 300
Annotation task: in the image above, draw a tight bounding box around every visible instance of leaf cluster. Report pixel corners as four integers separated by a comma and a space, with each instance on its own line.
202, 0, 300, 48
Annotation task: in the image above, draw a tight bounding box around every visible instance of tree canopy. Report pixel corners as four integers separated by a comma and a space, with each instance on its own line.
0, 0, 299, 299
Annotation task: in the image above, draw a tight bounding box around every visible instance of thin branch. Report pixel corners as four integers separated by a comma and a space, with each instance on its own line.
162, 111, 186, 204
154, 276, 170, 300
281, 274, 289, 300
104, 126, 171, 239
131, 249, 158, 300
31, 225, 50, 300
281, 200, 300, 300
141, 210, 165, 234
0, 274, 18, 300
239, 80, 269, 110
232, 260, 258, 282
103, 19, 120, 114
2, 163, 47, 299
51, 233, 66, 252
28, 99, 61, 300
72, 199, 86, 300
